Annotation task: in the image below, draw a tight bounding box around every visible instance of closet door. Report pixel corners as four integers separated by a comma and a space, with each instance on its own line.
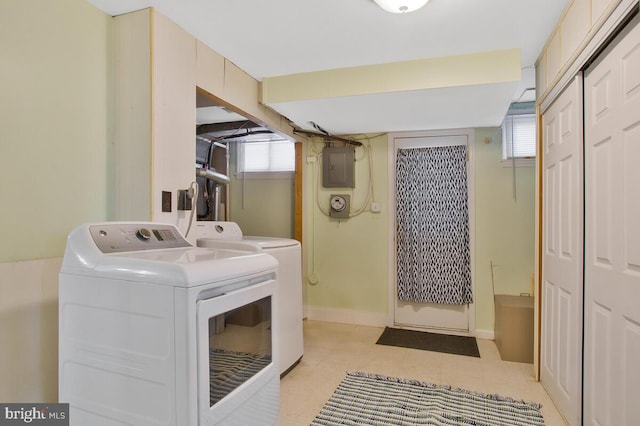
540, 76, 583, 426
584, 14, 640, 426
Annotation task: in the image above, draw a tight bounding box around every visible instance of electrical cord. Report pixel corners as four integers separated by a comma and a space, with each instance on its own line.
348, 142, 375, 217
184, 181, 198, 238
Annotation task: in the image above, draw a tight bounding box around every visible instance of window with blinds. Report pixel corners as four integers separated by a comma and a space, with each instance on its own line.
502, 113, 537, 161
237, 140, 295, 175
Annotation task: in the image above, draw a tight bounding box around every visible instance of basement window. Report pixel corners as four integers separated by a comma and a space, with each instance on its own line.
502, 111, 536, 167
237, 140, 295, 177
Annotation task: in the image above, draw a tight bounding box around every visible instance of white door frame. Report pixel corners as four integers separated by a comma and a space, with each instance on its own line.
386, 129, 476, 336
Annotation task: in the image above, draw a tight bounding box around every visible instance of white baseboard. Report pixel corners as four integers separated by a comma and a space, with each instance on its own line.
304, 306, 496, 339
475, 329, 495, 340
306, 305, 387, 328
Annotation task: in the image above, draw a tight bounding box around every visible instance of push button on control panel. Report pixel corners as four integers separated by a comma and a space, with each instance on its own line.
136, 228, 152, 241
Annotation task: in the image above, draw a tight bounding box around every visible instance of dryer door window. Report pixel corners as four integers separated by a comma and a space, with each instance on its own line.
196, 278, 276, 412
208, 294, 272, 405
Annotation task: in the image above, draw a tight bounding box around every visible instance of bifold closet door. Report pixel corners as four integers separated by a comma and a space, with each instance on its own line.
584, 14, 640, 426
540, 76, 583, 426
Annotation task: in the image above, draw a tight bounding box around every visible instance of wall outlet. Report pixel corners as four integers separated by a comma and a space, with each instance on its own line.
371, 202, 381, 213
177, 189, 192, 210
162, 191, 172, 212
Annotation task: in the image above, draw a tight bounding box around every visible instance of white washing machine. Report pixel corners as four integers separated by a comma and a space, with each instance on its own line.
194, 221, 303, 376
59, 222, 280, 426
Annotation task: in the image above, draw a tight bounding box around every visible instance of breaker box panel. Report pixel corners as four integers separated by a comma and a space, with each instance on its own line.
322, 146, 355, 188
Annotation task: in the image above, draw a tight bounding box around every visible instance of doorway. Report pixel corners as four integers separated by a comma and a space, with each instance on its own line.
388, 130, 475, 334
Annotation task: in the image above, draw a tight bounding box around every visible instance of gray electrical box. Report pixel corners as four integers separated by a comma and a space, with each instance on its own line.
323, 146, 355, 188
329, 194, 350, 218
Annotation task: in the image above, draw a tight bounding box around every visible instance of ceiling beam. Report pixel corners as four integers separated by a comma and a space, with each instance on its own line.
261, 48, 521, 105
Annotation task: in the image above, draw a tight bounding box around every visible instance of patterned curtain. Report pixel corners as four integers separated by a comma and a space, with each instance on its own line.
395, 145, 473, 305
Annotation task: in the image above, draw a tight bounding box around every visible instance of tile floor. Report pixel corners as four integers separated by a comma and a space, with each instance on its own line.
280, 320, 566, 425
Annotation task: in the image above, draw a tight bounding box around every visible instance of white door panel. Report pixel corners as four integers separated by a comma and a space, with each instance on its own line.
541, 76, 583, 426
390, 131, 474, 334
395, 301, 468, 331
584, 14, 640, 426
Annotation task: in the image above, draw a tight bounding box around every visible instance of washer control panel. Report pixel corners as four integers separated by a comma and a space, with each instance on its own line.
89, 223, 191, 253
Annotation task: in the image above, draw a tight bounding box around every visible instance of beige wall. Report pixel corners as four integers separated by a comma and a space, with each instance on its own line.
0, 0, 112, 401
302, 135, 390, 321
301, 129, 536, 333
0, 0, 112, 262
0, 258, 62, 402
473, 128, 536, 332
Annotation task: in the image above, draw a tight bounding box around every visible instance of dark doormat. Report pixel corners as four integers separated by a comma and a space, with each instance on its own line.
376, 327, 480, 358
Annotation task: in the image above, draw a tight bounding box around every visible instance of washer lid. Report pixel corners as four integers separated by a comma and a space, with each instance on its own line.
194, 221, 243, 240
242, 236, 300, 249
197, 239, 261, 253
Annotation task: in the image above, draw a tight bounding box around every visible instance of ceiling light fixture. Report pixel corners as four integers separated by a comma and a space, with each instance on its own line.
373, 0, 430, 13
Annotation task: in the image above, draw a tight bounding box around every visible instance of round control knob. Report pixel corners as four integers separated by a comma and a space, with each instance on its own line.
136, 228, 152, 241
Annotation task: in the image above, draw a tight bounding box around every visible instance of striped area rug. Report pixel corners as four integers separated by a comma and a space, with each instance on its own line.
311, 372, 545, 426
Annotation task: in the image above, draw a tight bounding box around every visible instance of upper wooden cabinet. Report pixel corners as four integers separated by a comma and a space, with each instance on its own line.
561, 0, 591, 65
196, 40, 225, 98
195, 41, 295, 138
113, 8, 296, 242
536, 0, 618, 98
113, 8, 196, 232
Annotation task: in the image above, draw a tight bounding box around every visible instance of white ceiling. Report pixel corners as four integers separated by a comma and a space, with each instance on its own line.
86, 0, 569, 135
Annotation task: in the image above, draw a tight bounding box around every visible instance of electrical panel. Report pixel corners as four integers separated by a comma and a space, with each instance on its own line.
322, 146, 355, 188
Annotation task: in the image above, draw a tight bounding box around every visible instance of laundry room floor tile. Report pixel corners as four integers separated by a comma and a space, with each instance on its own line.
280, 320, 567, 426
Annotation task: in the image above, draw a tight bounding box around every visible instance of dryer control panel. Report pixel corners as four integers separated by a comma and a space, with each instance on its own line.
89, 223, 191, 253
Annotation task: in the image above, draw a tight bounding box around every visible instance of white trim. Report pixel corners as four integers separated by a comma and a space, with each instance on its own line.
386, 129, 476, 335
475, 329, 495, 340
387, 137, 395, 329
534, 106, 541, 380
306, 306, 387, 328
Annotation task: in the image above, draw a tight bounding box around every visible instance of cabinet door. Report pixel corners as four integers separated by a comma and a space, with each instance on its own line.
584, 14, 640, 426
151, 10, 196, 226
114, 9, 197, 231
540, 76, 583, 426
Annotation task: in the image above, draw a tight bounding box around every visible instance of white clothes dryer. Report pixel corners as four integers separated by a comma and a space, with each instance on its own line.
59, 222, 280, 426
194, 221, 303, 376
